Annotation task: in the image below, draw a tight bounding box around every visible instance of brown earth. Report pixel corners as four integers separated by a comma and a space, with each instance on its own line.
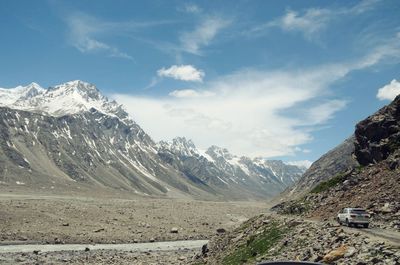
0, 190, 268, 245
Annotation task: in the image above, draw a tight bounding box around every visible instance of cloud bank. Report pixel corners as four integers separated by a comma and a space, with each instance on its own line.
113, 37, 400, 158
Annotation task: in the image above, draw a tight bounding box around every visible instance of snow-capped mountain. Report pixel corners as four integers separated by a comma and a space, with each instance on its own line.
0, 82, 44, 105
0, 80, 130, 122
0, 80, 304, 200
157, 137, 305, 198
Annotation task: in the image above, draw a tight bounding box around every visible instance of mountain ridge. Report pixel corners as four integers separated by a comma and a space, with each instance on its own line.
0, 80, 305, 200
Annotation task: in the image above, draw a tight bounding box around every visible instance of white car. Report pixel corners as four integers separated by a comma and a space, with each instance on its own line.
337, 208, 370, 228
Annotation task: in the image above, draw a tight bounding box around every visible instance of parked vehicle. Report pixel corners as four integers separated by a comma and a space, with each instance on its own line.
337, 208, 370, 228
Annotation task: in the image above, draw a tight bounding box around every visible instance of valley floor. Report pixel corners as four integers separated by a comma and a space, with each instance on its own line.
0, 188, 269, 264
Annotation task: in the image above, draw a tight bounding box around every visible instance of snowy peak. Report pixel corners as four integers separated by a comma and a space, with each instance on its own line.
0, 80, 130, 123
48, 80, 101, 100
0, 82, 45, 105
158, 137, 199, 157
206, 145, 234, 160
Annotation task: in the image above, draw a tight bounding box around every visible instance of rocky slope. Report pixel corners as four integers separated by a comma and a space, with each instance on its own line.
192, 214, 400, 265
272, 95, 400, 231
0, 106, 213, 198
0, 80, 304, 200
281, 136, 358, 199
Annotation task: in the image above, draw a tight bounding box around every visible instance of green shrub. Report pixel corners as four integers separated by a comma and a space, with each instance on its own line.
310, 172, 346, 193
222, 222, 287, 265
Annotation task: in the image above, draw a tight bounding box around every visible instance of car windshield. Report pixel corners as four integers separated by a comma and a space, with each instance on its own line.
351, 209, 367, 214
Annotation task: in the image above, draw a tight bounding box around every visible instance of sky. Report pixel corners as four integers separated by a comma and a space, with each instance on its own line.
1, 0, 400, 167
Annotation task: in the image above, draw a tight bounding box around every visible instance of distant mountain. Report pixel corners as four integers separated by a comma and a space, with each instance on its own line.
0, 80, 305, 200
157, 137, 304, 199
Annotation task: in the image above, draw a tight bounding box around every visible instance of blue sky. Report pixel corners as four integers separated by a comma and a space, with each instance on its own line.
1, 0, 400, 166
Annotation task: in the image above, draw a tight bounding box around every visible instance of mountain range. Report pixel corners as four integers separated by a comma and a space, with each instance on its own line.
0, 80, 305, 200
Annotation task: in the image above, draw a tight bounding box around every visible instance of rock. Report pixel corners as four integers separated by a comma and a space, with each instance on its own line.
62, 223, 69, 227
335, 233, 347, 242
344, 246, 356, 257
93, 228, 105, 233
33, 250, 40, 255
369, 257, 383, 263
178, 256, 186, 261
149, 238, 155, 242
322, 245, 348, 263
216, 228, 226, 234
382, 249, 394, 256
85, 247, 90, 252
380, 203, 394, 213
202, 244, 209, 256
170, 227, 179, 233
288, 220, 302, 227
355, 95, 400, 166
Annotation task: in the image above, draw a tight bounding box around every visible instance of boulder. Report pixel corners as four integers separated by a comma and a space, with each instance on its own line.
322, 245, 348, 263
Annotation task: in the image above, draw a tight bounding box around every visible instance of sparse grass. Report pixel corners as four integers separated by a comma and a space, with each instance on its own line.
310, 172, 346, 193
355, 165, 364, 173
221, 222, 288, 265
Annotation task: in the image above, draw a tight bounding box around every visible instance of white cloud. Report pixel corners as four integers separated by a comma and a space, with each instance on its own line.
377, 79, 400, 100
303, 100, 348, 125
179, 17, 230, 55
65, 13, 173, 60
113, 67, 341, 158
251, 0, 380, 39
286, 160, 313, 169
157, 65, 205, 82
278, 8, 331, 38
66, 13, 133, 59
169, 89, 215, 98
112, 37, 400, 158
179, 3, 202, 14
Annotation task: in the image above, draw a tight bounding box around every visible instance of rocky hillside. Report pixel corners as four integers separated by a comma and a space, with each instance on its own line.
157, 137, 304, 199
281, 136, 358, 199
0, 106, 213, 198
0, 80, 304, 200
192, 214, 400, 265
272, 95, 400, 231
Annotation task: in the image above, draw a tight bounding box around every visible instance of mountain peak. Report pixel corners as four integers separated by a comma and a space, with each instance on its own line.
49, 80, 100, 98
25, 82, 44, 90
158, 137, 199, 157
0, 80, 130, 122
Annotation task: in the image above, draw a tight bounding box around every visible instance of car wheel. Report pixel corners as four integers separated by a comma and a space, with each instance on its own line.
363, 223, 369, 228
337, 217, 341, 225
346, 219, 351, 227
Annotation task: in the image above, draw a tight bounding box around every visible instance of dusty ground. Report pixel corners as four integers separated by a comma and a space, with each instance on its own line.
0, 248, 199, 265
0, 188, 269, 264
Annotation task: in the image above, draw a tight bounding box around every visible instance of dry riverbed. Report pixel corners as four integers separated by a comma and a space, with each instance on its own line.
0, 190, 268, 263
